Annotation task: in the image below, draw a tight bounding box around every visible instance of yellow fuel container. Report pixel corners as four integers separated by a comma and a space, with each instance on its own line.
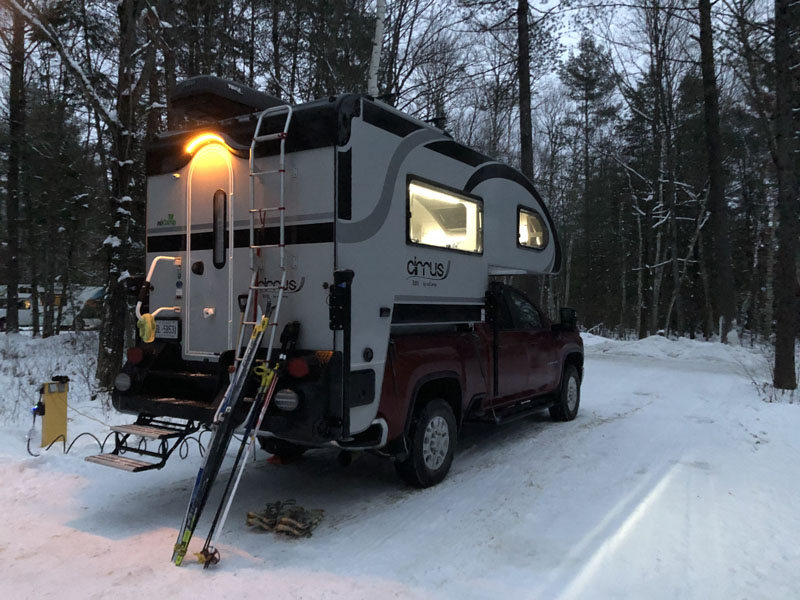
39, 378, 69, 447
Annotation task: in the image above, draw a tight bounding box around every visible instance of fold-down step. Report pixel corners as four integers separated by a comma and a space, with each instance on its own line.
85, 453, 160, 472
85, 416, 201, 473
110, 423, 186, 439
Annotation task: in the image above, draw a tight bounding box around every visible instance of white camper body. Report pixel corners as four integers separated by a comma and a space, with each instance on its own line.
139, 87, 560, 438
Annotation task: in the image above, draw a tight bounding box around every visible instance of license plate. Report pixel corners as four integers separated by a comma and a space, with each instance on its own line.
155, 319, 180, 340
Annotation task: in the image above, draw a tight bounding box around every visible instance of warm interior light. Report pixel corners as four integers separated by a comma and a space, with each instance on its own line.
409, 182, 462, 205
409, 181, 481, 252
185, 133, 231, 155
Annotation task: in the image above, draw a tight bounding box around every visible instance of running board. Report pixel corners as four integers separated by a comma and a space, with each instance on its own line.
469, 397, 555, 426
85, 416, 201, 473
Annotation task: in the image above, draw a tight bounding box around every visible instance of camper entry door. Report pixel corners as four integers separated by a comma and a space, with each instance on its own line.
185, 144, 234, 358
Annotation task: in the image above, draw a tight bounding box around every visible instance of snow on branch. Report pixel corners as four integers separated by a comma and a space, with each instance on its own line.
7, 0, 118, 130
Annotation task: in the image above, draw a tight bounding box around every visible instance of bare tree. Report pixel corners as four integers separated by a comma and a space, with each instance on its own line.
698, 0, 737, 342
3, 8, 25, 333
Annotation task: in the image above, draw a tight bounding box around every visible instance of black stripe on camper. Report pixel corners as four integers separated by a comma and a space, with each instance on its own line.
337, 149, 352, 220
363, 101, 423, 137
148, 234, 186, 253
425, 140, 491, 167
464, 164, 563, 273
391, 304, 483, 325
237, 223, 334, 247
147, 223, 334, 252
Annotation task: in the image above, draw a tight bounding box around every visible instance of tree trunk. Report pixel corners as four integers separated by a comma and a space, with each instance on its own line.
697, 232, 714, 340
698, 0, 737, 342
771, 0, 798, 389
30, 252, 40, 337
516, 0, 533, 179
618, 194, 626, 338
5, 10, 25, 333
96, 0, 139, 387
639, 197, 651, 339
159, 0, 177, 129
368, 0, 386, 97
762, 199, 776, 339
271, 2, 281, 96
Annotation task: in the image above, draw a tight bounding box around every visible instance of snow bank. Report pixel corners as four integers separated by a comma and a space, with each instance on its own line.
582, 332, 765, 371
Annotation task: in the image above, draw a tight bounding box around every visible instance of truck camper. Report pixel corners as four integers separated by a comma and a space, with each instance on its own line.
89, 76, 583, 487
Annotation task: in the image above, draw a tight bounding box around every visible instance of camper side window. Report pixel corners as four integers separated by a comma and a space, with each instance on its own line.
213, 189, 227, 268
518, 207, 548, 250
408, 180, 482, 254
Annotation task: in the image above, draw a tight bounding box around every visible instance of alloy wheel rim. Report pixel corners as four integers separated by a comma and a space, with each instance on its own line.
567, 377, 578, 412
422, 415, 450, 470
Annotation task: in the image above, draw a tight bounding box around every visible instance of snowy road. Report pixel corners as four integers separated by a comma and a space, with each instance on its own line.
1, 334, 798, 599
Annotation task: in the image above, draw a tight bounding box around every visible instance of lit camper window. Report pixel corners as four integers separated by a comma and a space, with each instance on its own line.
408, 181, 482, 254
213, 189, 227, 268
518, 207, 548, 250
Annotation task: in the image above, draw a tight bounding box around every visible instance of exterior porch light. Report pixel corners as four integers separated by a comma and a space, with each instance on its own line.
185, 133, 232, 155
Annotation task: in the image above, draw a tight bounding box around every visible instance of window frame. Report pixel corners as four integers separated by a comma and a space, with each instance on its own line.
516, 204, 549, 252
500, 286, 545, 331
406, 175, 484, 256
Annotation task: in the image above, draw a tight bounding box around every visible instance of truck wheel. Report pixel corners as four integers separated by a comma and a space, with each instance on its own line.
395, 399, 456, 488
258, 437, 306, 460
549, 365, 580, 422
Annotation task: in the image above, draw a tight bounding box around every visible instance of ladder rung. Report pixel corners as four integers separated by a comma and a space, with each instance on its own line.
250, 244, 284, 249
242, 321, 259, 325
254, 132, 287, 142
250, 285, 283, 291
249, 207, 284, 213
250, 169, 285, 177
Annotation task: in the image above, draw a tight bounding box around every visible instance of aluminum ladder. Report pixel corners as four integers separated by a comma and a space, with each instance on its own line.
234, 104, 294, 364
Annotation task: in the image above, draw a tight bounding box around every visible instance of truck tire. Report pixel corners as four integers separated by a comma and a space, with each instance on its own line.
395, 399, 457, 488
258, 437, 307, 460
549, 364, 580, 422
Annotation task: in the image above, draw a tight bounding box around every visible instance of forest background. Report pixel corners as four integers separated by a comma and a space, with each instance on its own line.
0, 0, 797, 390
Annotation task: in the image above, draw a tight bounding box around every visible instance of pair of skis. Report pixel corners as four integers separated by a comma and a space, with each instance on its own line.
172, 315, 267, 566
197, 320, 300, 567
171, 315, 299, 567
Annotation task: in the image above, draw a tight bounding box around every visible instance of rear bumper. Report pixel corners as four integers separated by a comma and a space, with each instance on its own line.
112, 345, 348, 444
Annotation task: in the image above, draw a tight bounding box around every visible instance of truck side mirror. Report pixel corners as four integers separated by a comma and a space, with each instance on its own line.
559, 307, 577, 330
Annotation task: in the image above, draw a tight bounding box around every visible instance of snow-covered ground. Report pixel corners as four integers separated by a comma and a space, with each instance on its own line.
1, 332, 798, 599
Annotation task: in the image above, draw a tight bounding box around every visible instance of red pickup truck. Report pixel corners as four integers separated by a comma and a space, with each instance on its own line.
370, 281, 584, 487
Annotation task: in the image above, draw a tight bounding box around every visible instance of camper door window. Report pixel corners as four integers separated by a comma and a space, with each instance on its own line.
213, 189, 227, 268
517, 207, 548, 250
408, 180, 482, 254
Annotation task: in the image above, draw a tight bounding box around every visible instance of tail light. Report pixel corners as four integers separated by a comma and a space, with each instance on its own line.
127, 347, 144, 364
287, 358, 310, 378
